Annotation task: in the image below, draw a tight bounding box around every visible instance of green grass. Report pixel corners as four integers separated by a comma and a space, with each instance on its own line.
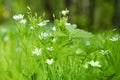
0, 9, 120, 80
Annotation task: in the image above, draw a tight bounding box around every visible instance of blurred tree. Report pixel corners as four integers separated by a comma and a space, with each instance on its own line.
92, 0, 114, 31
112, 0, 120, 29
0, 0, 120, 31
5, 0, 11, 13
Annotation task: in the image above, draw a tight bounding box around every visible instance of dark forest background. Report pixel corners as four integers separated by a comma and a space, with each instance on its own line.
0, 0, 120, 31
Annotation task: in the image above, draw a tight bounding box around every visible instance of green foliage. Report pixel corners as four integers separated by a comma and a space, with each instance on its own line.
66, 25, 93, 38
0, 9, 120, 80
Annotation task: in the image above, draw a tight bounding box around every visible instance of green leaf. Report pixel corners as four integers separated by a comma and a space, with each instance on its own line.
52, 31, 67, 37
66, 25, 93, 38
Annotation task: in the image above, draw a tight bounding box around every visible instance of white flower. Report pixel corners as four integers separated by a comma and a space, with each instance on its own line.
88, 60, 101, 67
110, 36, 118, 42
61, 10, 69, 15
44, 20, 50, 23
39, 32, 51, 40
38, 20, 50, 27
42, 32, 48, 37
65, 22, 71, 26
38, 22, 46, 26
47, 47, 53, 51
72, 24, 77, 28
46, 59, 54, 65
32, 48, 42, 56
52, 26, 56, 31
20, 19, 26, 24
13, 14, 24, 20
99, 50, 109, 55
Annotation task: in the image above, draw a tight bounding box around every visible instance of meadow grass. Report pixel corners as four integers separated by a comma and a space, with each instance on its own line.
0, 9, 120, 80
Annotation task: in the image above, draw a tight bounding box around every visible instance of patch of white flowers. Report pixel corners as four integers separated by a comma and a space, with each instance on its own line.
38, 20, 50, 27
38, 22, 46, 26
44, 20, 50, 23
32, 48, 42, 56
61, 9, 69, 15
99, 50, 110, 55
13, 14, 24, 20
46, 59, 54, 65
65, 22, 77, 28
110, 36, 118, 42
88, 60, 101, 67
13, 14, 26, 24
39, 32, 51, 40
52, 26, 56, 31
65, 22, 71, 26
20, 19, 26, 24
72, 24, 77, 28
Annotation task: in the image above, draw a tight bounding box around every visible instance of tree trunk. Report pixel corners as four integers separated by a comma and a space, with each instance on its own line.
92, 0, 101, 31
112, 0, 120, 29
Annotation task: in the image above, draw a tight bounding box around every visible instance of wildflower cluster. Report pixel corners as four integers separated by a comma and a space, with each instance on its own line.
61, 9, 69, 16
32, 48, 42, 56
38, 20, 50, 27
88, 60, 101, 67
110, 36, 119, 42
99, 50, 110, 55
11, 8, 120, 79
13, 14, 26, 24
39, 32, 51, 40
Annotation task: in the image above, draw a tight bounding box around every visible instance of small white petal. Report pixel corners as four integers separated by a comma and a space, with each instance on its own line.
39, 32, 50, 40
46, 59, 54, 65
99, 50, 109, 55
13, 14, 24, 20
72, 24, 77, 28
88, 60, 101, 67
20, 19, 26, 24
38, 22, 46, 26
32, 48, 42, 56
65, 23, 71, 26
43, 32, 49, 37
44, 20, 50, 23
110, 37, 118, 42
52, 26, 56, 31
61, 10, 69, 15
